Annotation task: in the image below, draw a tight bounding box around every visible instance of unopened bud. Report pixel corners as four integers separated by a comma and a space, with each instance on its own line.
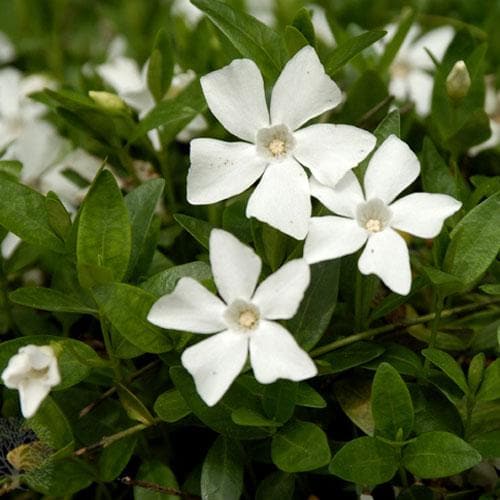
88, 90, 128, 113
446, 60, 471, 101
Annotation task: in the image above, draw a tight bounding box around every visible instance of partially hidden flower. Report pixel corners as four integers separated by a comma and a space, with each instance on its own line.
304, 135, 462, 295
377, 24, 454, 116
148, 229, 317, 406
187, 45, 376, 239
1, 345, 61, 419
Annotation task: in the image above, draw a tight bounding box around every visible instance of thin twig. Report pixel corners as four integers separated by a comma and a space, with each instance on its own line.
120, 476, 200, 499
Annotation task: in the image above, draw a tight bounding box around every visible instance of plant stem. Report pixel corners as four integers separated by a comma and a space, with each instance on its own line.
423, 291, 444, 377
100, 319, 121, 381
310, 297, 500, 358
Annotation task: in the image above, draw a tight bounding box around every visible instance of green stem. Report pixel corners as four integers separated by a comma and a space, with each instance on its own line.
310, 297, 500, 358
100, 319, 121, 381
423, 291, 444, 377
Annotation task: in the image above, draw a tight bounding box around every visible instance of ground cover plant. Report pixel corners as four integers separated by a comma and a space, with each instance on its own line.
0, 0, 499, 498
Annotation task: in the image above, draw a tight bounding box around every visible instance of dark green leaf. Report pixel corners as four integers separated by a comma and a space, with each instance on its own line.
320, 341, 385, 374
117, 384, 155, 425
476, 359, 500, 402
262, 380, 297, 423
285, 26, 309, 57
422, 348, 469, 395
147, 29, 174, 103
45, 191, 72, 242
154, 389, 191, 423
135, 460, 179, 500
99, 435, 137, 482
291, 8, 315, 46
174, 213, 213, 249
231, 407, 281, 427
256, 471, 295, 500
470, 430, 500, 458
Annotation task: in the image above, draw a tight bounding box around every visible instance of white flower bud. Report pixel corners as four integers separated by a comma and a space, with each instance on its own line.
88, 90, 128, 113
446, 60, 471, 101
1, 345, 61, 418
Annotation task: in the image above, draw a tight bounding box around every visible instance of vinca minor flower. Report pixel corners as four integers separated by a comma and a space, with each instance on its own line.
304, 135, 462, 295
148, 229, 316, 406
1, 345, 61, 419
187, 46, 376, 239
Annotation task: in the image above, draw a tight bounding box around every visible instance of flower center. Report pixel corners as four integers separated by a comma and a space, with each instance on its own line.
356, 198, 392, 233
224, 299, 260, 332
391, 60, 411, 79
27, 366, 49, 380
256, 124, 296, 161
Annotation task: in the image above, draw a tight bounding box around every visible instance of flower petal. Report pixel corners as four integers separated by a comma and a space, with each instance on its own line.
294, 124, 376, 186
364, 135, 420, 204
200, 58, 269, 142
406, 69, 434, 116
147, 277, 226, 333
469, 120, 500, 156
187, 138, 267, 204
0, 67, 21, 117
390, 192, 462, 238
210, 229, 262, 304
407, 26, 454, 70
270, 46, 341, 131
358, 228, 411, 295
310, 171, 364, 218
19, 379, 52, 418
304, 216, 367, 264
253, 259, 310, 320
181, 330, 249, 406
97, 56, 144, 94
249, 320, 317, 384
246, 159, 311, 240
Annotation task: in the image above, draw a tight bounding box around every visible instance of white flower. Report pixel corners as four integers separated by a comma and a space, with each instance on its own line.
304, 135, 462, 295
148, 229, 317, 406
188, 46, 376, 239
377, 24, 454, 116
0, 31, 15, 64
1, 345, 61, 418
469, 77, 500, 156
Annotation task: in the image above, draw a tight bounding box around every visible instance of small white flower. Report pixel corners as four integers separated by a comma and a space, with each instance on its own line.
148, 229, 317, 406
0, 31, 15, 64
1, 345, 61, 418
469, 77, 500, 156
377, 24, 454, 116
188, 46, 376, 239
304, 135, 462, 295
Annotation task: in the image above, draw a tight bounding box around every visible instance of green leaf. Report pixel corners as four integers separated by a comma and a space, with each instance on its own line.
377, 7, 416, 73
77, 170, 131, 288
201, 436, 244, 500
402, 431, 481, 478
135, 460, 179, 500
140, 261, 212, 297
291, 7, 315, 46
421, 266, 463, 296
422, 348, 469, 395
0, 336, 103, 391
231, 407, 281, 427
262, 380, 297, 423
330, 436, 398, 485
125, 178, 165, 279
327, 30, 386, 75
444, 191, 500, 290
295, 383, 326, 408
285, 26, 309, 57
99, 435, 137, 482
191, 0, 287, 81
476, 359, 500, 402
174, 213, 213, 249
117, 384, 155, 425
154, 389, 191, 423
93, 283, 172, 354
320, 341, 385, 374
0, 178, 65, 253
468, 352, 486, 395
480, 284, 500, 295
9, 287, 97, 314
271, 421, 331, 472
365, 344, 422, 377
256, 471, 295, 500
147, 29, 174, 103
131, 79, 206, 143
170, 366, 273, 440
470, 430, 500, 458
372, 362, 414, 440
45, 191, 72, 242
287, 259, 340, 350
0, 160, 22, 181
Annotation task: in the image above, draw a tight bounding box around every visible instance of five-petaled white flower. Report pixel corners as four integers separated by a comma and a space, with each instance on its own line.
148, 229, 317, 406
304, 135, 462, 295
187, 45, 376, 240
1, 345, 61, 418
376, 24, 454, 116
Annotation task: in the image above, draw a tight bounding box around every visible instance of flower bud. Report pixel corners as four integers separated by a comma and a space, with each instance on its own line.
88, 90, 128, 113
446, 60, 471, 101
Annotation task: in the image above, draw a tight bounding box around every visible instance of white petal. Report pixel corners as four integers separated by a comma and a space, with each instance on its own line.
209, 229, 262, 304
187, 139, 267, 204
97, 57, 144, 94
270, 46, 342, 130
147, 277, 226, 333
364, 135, 420, 204
246, 159, 311, 240
200, 58, 269, 142
358, 228, 411, 295
19, 379, 52, 418
0, 31, 15, 64
249, 320, 317, 384
407, 26, 454, 70
294, 124, 376, 186
390, 192, 462, 238
1, 351, 31, 388
253, 259, 310, 320
181, 330, 249, 406
1, 232, 21, 260
304, 216, 367, 264
310, 171, 364, 218
469, 120, 500, 156
407, 69, 434, 116
122, 88, 155, 114
0, 67, 21, 117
